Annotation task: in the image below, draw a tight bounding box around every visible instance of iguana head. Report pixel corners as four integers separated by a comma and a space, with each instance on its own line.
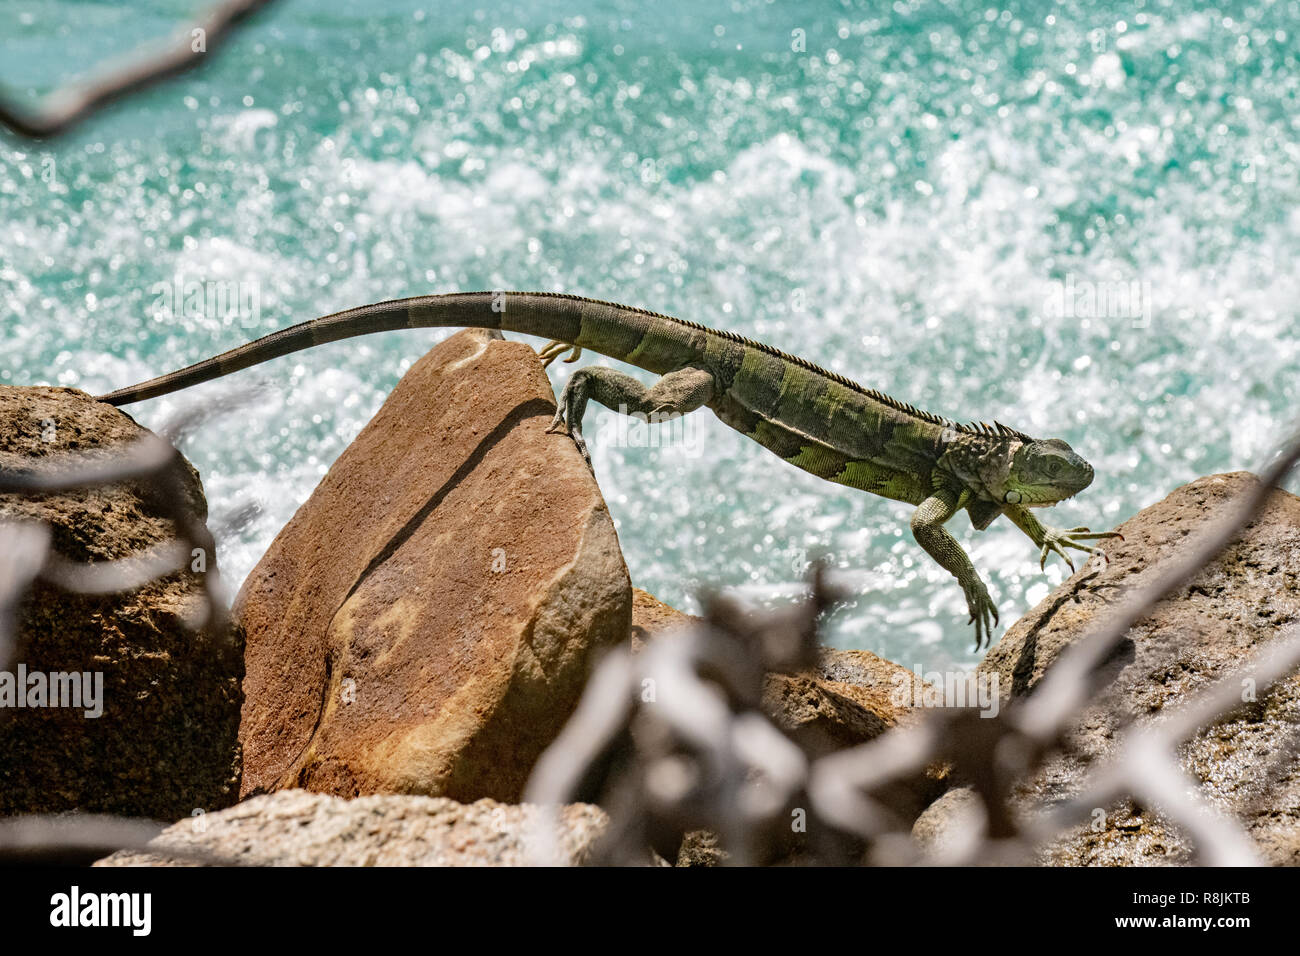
1001, 438, 1094, 506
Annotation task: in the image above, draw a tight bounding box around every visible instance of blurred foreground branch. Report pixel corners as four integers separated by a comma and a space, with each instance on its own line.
0, 0, 279, 139
528, 424, 1300, 866
0, 430, 227, 673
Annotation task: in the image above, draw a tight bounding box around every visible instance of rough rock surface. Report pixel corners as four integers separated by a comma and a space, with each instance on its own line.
96, 789, 607, 866
628, 589, 929, 751
236, 330, 631, 803
763, 649, 932, 753
974, 472, 1300, 864
0, 386, 242, 818
629, 587, 695, 652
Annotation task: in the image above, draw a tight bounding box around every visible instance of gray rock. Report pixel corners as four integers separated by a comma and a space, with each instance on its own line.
976, 472, 1300, 865
0, 386, 242, 819
96, 790, 608, 867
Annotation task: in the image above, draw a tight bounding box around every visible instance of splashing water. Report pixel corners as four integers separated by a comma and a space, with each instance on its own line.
2, 0, 1298, 668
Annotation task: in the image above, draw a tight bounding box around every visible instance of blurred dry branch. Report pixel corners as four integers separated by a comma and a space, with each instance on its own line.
0, 813, 248, 866
526, 563, 841, 865
528, 425, 1300, 866
0, 0, 279, 139
1, 402, 1297, 866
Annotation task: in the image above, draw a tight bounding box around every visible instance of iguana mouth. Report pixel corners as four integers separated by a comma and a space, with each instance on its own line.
1023, 492, 1077, 508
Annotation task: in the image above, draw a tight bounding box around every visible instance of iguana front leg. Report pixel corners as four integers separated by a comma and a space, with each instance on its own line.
911, 487, 999, 651
546, 365, 716, 467
1002, 503, 1122, 572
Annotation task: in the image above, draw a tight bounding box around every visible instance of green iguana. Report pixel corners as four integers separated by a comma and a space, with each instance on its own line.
97, 291, 1119, 649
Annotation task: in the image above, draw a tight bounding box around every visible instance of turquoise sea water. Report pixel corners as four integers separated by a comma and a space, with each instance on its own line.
2, 1, 1298, 669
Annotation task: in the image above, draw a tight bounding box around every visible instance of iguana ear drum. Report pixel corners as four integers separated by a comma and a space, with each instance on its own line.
1004, 490, 1022, 503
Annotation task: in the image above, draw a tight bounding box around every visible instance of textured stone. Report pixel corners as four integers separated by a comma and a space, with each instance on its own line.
763, 648, 931, 753
629, 587, 695, 653
236, 330, 631, 803
976, 472, 1300, 865
97, 789, 607, 866
0, 386, 242, 819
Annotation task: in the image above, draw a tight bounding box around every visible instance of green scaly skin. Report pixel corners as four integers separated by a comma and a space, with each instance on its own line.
96, 291, 1120, 649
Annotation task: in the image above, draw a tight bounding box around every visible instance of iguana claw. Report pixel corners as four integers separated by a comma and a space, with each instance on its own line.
960, 573, 999, 652
538, 340, 583, 368
546, 395, 593, 469
1038, 525, 1123, 573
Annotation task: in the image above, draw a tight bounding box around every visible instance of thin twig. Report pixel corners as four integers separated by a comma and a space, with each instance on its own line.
0, 0, 280, 140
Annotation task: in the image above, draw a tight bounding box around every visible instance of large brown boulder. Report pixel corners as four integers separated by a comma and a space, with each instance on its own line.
236, 330, 631, 803
0, 386, 242, 819
974, 472, 1300, 864
96, 789, 608, 866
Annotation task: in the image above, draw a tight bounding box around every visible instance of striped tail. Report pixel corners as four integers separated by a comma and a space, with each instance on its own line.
95, 291, 707, 406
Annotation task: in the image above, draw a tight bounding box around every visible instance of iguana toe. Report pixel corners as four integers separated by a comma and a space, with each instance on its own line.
960, 575, 998, 651
1039, 525, 1123, 574
538, 340, 582, 368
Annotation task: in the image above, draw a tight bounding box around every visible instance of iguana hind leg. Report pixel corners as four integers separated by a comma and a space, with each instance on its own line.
546, 365, 716, 468
538, 341, 583, 368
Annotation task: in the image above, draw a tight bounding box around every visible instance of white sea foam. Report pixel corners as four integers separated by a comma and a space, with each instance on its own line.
2, 1, 1296, 665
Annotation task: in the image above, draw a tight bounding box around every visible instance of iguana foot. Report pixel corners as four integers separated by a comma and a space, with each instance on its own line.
1038, 526, 1124, 573
959, 573, 999, 651
545, 417, 592, 468
538, 340, 583, 368
546, 383, 593, 469
544, 364, 713, 473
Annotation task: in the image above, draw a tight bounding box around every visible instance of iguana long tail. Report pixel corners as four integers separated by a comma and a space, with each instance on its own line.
96, 291, 708, 405
94, 289, 1119, 651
